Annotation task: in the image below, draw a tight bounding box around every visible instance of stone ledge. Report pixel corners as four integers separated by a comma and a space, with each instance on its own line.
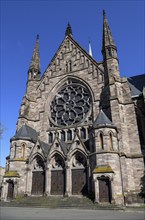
4, 171, 20, 177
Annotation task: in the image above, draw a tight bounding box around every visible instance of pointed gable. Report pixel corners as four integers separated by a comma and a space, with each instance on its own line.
94, 110, 113, 127
40, 33, 103, 85
39, 140, 51, 157
68, 131, 89, 155
48, 136, 66, 158
59, 140, 71, 156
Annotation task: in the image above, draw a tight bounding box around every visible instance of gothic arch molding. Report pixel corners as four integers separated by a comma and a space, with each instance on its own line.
29, 152, 45, 165
48, 150, 65, 165
44, 75, 94, 129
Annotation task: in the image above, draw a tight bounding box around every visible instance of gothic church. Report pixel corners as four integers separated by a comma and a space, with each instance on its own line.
2, 11, 145, 205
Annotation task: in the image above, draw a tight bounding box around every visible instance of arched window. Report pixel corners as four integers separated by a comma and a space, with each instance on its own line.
76, 51, 80, 59
109, 133, 113, 150
49, 132, 53, 144
66, 62, 68, 72
100, 133, 104, 149
56, 58, 60, 65
108, 48, 112, 57
52, 154, 65, 169
69, 60, 72, 72
13, 143, 17, 158
67, 129, 72, 141
33, 156, 45, 170
81, 127, 86, 139
21, 143, 25, 158
61, 130, 65, 142
72, 152, 87, 168
81, 55, 85, 63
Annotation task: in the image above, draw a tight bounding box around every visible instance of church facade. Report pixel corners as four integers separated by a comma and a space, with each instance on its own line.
1, 12, 145, 205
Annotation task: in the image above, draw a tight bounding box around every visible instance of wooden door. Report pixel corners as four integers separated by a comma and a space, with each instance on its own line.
7, 181, 14, 200
51, 170, 65, 195
72, 169, 87, 195
31, 171, 45, 195
99, 177, 111, 203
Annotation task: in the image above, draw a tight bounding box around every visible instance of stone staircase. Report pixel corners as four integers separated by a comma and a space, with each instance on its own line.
0, 196, 124, 210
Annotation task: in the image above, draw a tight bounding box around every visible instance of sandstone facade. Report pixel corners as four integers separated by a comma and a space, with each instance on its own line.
1, 12, 145, 205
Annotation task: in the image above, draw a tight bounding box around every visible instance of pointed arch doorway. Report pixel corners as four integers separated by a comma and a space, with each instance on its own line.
31, 156, 45, 195
51, 154, 65, 195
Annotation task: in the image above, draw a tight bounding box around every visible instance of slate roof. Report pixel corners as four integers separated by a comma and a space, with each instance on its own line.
39, 140, 50, 156
94, 110, 113, 127
11, 124, 39, 142
128, 82, 142, 97
59, 140, 71, 155
128, 74, 145, 97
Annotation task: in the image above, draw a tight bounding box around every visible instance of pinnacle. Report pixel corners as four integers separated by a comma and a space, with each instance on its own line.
29, 35, 40, 72
102, 10, 116, 48
65, 22, 73, 37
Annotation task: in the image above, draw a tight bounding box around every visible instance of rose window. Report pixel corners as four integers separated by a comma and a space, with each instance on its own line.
50, 83, 91, 126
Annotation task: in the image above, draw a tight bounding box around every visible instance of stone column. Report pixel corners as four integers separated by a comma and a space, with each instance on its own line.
93, 178, 99, 203
45, 167, 50, 196
47, 164, 51, 195
27, 169, 32, 196
65, 161, 71, 196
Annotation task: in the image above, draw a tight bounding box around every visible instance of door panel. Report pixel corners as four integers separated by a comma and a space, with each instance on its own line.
72, 169, 87, 195
31, 171, 45, 195
7, 181, 14, 200
99, 178, 111, 203
51, 170, 65, 195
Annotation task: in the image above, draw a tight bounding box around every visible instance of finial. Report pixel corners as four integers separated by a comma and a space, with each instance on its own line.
103, 9, 106, 16
65, 22, 72, 37
36, 34, 39, 40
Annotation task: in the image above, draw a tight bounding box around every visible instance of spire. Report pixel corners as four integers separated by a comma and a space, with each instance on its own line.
29, 34, 40, 71
102, 10, 116, 49
89, 40, 93, 57
28, 35, 40, 80
65, 22, 73, 37
102, 11, 120, 84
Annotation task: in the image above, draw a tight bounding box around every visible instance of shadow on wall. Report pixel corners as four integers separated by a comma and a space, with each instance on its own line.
139, 170, 145, 203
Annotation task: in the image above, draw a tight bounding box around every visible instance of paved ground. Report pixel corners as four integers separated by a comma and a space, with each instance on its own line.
0, 207, 145, 220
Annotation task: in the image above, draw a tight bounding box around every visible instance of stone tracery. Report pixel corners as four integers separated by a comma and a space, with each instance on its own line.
50, 80, 91, 126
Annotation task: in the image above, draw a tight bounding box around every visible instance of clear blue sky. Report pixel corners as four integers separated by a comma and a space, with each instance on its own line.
1, 0, 145, 167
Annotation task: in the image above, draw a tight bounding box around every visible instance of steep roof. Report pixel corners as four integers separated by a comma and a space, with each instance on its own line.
42, 33, 103, 79
128, 82, 142, 97
39, 140, 50, 157
59, 140, 71, 155
128, 74, 145, 97
94, 110, 113, 127
11, 124, 39, 142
